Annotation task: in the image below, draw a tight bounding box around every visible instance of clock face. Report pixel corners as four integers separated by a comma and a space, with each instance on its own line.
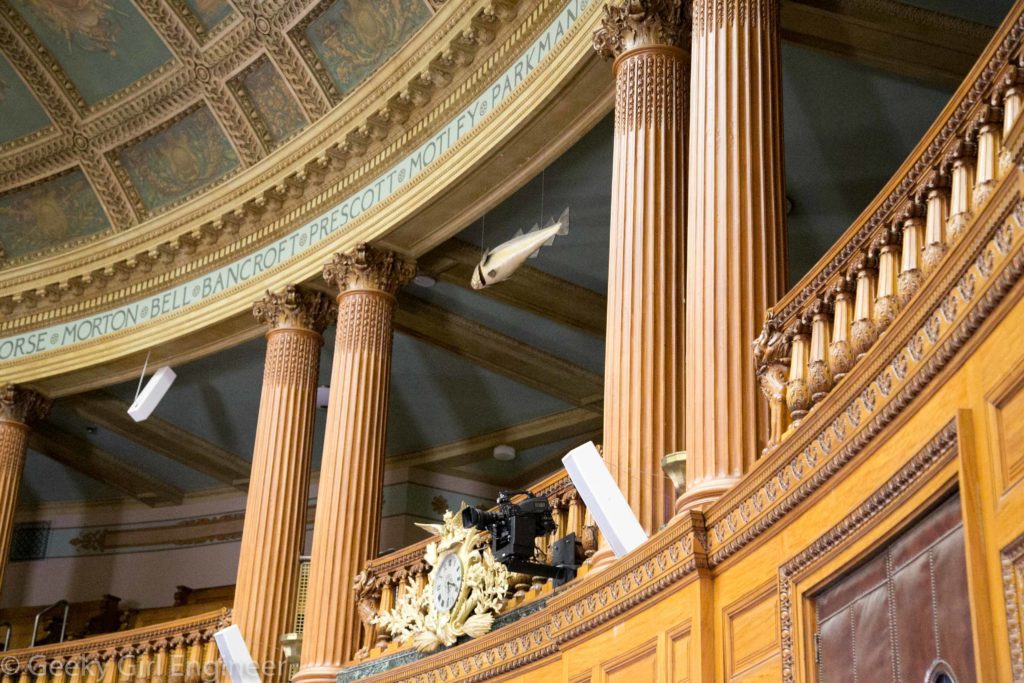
433, 552, 464, 613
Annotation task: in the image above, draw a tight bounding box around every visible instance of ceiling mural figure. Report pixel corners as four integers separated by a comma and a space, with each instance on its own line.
0, 170, 110, 259
302, 0, 432, 96
113, 106, 239, 213
18, 0, 123, 56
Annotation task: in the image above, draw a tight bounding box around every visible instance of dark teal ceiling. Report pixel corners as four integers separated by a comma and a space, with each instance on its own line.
18, 0, 1019, 505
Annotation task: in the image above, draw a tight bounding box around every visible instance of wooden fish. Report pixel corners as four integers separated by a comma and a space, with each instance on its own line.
471, 208, 570, 290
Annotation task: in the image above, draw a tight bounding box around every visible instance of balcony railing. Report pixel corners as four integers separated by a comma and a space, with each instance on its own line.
0, 610, 229, 683
351, 468, 593, 660
754, 16, 1024, 452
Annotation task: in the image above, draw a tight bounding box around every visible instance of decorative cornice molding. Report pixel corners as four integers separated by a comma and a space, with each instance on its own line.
0, 383, 51, 426
708, 181, 1024, 567
0, 0, 523, 315
1001, 531, 1024, 682
323, 244, 416, 296
592, 0, 690, 60
777, 420, 958, 683
253, 285, 336, 333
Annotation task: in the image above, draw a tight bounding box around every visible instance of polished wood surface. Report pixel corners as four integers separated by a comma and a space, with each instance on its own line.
681, 0, 788, 511
0, 386, 48, 593
232, 287, 334, 683
295, 246, 414, 683
591, 1, 689, 539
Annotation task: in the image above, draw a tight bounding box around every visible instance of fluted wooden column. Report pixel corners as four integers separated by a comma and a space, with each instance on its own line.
294, 244, 413, 682
590, 0, 689, 547
232, 286, 334, 682
678, 0, 787, 511
0, 385, 50, 592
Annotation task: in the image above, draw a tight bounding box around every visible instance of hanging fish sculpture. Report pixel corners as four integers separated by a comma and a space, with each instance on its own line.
471, 208, 570, 290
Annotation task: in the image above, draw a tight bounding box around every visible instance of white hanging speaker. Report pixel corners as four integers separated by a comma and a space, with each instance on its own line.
213, 625, 261, 683
128, 363, 176, 422
562, 441, 648, 558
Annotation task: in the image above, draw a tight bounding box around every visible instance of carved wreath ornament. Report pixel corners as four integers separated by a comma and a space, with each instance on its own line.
374, 509, 510, 652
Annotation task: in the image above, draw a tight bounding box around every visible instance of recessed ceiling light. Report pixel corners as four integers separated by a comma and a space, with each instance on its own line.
412, 274, 436, 288
493, 444, 516, 461
85, 426, 98, 434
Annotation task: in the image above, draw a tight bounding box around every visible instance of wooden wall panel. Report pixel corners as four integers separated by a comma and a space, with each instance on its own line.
723, 583, 779, 680
985, 363, 1024, 495
667, 623, 692, 683
599, 639, 658, 682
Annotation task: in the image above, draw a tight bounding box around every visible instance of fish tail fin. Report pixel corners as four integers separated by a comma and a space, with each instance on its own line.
556, 207, 570, 236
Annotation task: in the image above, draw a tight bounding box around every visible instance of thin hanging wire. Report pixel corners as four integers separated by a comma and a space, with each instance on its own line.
134, 350, 152, 401
539, 169, 546, 225
479, 213, 487, 257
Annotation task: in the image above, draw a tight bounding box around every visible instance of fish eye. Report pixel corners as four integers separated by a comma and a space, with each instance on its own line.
488, 269, 497, 278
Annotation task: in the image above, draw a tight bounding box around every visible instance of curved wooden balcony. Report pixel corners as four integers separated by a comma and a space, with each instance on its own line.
0, 610, 229, 683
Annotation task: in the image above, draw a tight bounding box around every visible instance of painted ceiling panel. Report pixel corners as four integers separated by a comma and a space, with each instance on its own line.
782, 43, 953, 285
179, 0, 233, 32
46, 403, 222, 492
114, 106, 239, 212
231, 56, 308, 147
0, 169, 110, 259
458, 435, 583, 483
7, 0, 173, 106
406, 281, 605, 374
299, 0, 431, 97
0, 54, 49, 144
385, 332, 573, 455
458, 115, 614, 294
20, 449, 121, 504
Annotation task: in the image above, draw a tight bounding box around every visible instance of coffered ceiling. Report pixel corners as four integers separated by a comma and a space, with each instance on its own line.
0, 0, 432, 261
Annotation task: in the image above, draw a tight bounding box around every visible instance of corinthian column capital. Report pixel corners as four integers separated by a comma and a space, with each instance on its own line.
592, 0, 691, 60
323, 244, 416, 296
253, 285, 337, 333
0, 384, 51, 426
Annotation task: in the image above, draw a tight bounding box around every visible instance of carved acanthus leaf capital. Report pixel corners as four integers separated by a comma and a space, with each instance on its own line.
323, 244, 416, 295
593, 0, 690, 60
252, 286, 336, 333
752, 309, 791, 376
0, 384, 51, 426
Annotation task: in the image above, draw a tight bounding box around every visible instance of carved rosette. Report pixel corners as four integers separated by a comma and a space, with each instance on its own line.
0, 384, 51, 426
323, 244, 416, 296
592, 0, 690, 60
253, 286, 337, 333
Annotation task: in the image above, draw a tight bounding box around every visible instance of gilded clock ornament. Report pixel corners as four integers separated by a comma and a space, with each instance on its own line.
374, 509, 509, 652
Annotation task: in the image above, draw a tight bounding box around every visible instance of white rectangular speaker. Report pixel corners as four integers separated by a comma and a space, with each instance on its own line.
214, 624, 262, 683
562, 441, 648, 558
128, 366, 176, 422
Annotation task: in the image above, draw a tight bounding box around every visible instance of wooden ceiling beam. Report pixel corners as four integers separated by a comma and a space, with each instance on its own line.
29, 426, 184, 507
65, 392, 251, 489
780, 0, 994, 88
394, 294, 604, 410
418, 238, 607, 337
387, 408, 602, 470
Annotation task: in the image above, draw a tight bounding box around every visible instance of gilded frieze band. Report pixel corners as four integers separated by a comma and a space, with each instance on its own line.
0, 0, 601, 388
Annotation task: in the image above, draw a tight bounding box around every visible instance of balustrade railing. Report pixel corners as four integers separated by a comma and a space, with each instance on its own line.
351, 468, 593, 660
0, 610, 229, 683
754, 14, 1024, 452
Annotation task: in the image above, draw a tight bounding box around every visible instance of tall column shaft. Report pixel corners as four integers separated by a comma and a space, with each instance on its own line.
593, 0, 690, 536
295, 245, 413, 682
0, 385, 50, 592
232, 287, 334, 682
680, 0, 787, 510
